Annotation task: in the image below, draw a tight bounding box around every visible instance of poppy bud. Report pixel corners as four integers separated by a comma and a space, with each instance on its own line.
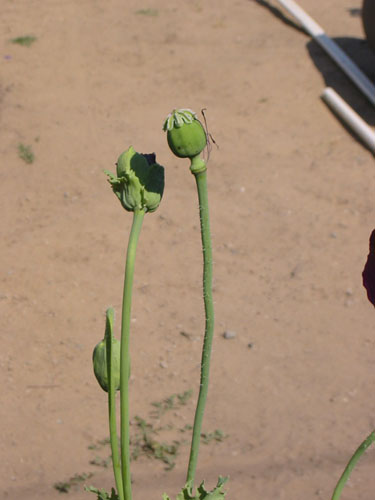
163, 109, 207, 159
92, 308, 130, 393
106, 146, 164, 213
92, 337, 121, 393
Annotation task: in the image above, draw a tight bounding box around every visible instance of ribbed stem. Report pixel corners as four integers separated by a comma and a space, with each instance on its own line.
186, 160, 214, 487
120, 209, 145, 500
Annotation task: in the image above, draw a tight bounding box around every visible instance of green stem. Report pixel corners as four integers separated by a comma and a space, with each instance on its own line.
106, 312, 124, 500
109, 389, 123, 500
105, 308, 123, 499
186, 157, 214, 487
120, 208, 145, 500
331, 430, 375, 500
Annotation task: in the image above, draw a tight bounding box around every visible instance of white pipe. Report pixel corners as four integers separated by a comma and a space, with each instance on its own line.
322, 87, 375, 152
277, 0, 375, 107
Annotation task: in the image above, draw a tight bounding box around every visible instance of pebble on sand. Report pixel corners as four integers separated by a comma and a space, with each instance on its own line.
223, 330, 236, 339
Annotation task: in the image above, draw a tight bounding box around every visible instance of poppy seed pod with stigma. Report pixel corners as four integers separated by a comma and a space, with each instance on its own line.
163, 109, 207, 159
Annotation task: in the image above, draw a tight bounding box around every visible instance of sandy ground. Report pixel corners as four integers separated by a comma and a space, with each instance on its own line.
1, 1, 375, 499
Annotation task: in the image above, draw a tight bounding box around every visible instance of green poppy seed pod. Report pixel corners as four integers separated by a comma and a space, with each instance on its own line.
105, 146, 164, 213
163, 109, 207, 159
92, 337, 121, 392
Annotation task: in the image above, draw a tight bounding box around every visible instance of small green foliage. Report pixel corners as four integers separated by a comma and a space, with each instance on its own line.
54, 472, 93, 493
88, 437, 111, 450
18, 143, 34, 164
135, 8, 158, 16
151, 394, 176, 416
80, 390, 225, 491
86, 419, 183, 472
149, 440, 180, 470
131, 416, 181, 470
87, 423, 226, 474
85, 486, 119, 500
11, 35, 37, 46
90, 455, 111, 468
151, 389, 193, 418
163, 477, 228, 500
179, 424, 193, 433
200, 429, 227, 444
177, 389, 193, 405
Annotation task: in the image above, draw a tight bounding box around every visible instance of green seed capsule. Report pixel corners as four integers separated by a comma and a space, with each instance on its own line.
92, 337, 121, 393
163, 109, 207, 159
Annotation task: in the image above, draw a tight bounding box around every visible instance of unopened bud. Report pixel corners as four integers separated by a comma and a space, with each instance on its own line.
106, 146, 164, 213
92, 337, 121, 393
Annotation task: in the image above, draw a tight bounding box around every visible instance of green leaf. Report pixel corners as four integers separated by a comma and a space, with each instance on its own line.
163, 477, 228, 500
85, 485, 119, 500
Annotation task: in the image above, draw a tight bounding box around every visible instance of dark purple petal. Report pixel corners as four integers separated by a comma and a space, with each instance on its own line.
362, 229, 375, 307
142, 153, 156, 166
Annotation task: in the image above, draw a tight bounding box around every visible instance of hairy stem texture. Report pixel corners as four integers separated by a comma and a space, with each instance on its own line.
186, 167, 214, 487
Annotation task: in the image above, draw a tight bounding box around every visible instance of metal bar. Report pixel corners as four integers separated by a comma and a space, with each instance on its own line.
322, 87, 375, 152
277, 0, 375, 107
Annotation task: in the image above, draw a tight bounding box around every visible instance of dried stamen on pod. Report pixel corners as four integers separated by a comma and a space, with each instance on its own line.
163, 109, 207, 159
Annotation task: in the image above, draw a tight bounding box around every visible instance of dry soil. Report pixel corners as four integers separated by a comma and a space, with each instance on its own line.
1, 1, 375, 499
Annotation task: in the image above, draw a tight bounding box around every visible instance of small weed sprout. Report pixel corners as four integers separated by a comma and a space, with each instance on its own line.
151, 389, 193, 418
135, 8, 158, 16
11, 35, 37, 47
200, 429, 227, 445
54, 472, 93, 493
18, 143, 34, 164
81, 394, 225, 484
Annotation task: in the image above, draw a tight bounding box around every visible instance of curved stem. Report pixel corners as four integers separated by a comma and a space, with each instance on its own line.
331, 430, 375, 500
120, 209, 145, 500
186, 162, 214, 487
106, 308, 124, 500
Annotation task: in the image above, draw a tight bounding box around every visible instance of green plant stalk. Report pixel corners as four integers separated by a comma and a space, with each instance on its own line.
186, 156, 214, 487
120, 208, 145, 500
106, 310, 124, 500
331, 430, 375, 500
108, 380, 124, 500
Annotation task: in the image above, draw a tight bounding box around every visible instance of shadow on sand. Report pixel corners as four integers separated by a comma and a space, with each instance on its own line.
254, 0, 375, 133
